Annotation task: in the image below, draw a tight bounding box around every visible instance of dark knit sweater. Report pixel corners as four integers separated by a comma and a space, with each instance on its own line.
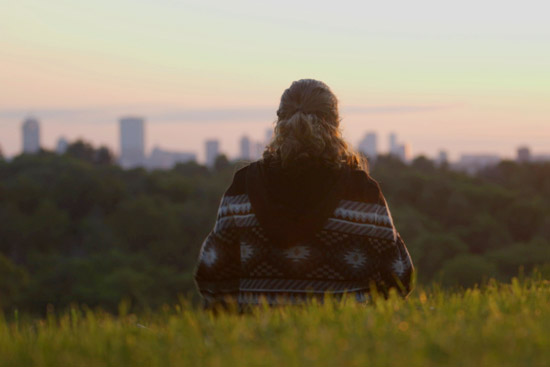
194, 160, 414, 307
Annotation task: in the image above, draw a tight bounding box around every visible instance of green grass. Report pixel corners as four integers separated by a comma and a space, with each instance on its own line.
1, 277, 550, 367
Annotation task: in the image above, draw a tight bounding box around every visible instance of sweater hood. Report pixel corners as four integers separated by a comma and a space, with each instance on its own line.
245, 159, 350, 247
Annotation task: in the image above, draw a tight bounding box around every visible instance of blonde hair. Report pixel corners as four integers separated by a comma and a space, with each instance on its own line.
264, 79, 366, 171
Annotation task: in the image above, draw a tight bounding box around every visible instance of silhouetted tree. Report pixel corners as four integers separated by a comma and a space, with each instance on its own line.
66, 140, 96, 163
95, 146, 115, 165
173, 161, 210, 177
214, 154, 230, 172
412, 156, 437, 173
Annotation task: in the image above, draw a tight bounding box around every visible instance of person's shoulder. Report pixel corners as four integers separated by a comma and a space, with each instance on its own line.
224, 161, 259, 196
344, 168, 384, 204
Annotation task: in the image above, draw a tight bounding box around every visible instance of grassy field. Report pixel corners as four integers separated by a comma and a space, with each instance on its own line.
1, 277, 550, 367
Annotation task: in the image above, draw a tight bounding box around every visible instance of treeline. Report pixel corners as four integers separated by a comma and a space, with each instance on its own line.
376, 156, 550, 286
1, 143, 549, 312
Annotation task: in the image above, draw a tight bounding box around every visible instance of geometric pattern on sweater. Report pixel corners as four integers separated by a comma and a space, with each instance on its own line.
195, 184, 414, 307
325, 200, 396, 241
214, 194, 258, 232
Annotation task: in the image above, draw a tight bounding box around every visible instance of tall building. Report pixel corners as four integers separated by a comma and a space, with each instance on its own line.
436, 150, 449, 166
389, 132, 398, 155
517, 146, 531, 163
56, 137, 69, 154
240, 136, 251, 160
358, 132, 378, 160
388, 133, 410, 162
395, 143, 411, 162
205, 140, 220, 168
22, 117, 41, 154
119, 117, 145, 169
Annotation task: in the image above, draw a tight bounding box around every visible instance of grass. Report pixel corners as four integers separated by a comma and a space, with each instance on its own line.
1, 276, 550, 367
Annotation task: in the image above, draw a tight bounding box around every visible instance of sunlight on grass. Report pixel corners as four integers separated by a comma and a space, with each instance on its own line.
1, 276, 550, 367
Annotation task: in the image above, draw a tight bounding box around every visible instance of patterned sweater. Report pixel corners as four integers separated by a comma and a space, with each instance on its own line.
194, 160, 414, 307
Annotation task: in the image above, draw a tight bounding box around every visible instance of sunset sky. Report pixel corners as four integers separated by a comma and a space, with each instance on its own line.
1, 0, 549, 161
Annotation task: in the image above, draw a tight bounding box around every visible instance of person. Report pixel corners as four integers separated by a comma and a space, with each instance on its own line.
194, 79, 413, 308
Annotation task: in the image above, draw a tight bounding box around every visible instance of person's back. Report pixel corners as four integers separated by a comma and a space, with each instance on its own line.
194, 79, 414, 308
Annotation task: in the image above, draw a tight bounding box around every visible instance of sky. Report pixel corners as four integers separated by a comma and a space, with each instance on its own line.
1, 0, 549, 162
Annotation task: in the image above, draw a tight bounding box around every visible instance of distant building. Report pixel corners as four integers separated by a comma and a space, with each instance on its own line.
240, 136, 251, 160
56, 137, 69, 154
119, 117, 145, 168
395, 143, 411, 162
205, 140, 220, 168
389, 132, 398, 155
358, 132, 378, 160
532, 154, 550, 162
455, 154, 501, 174
517, 146, 531, 163
22, 117, 41, 154
386, 133, 410, 162
147, 146, 196, 170
436, 150, 449, 166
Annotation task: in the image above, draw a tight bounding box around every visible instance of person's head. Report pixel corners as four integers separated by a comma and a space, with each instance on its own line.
264, 79, 366, 171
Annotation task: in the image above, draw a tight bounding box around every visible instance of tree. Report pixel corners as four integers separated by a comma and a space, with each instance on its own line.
1, 149, 550, 311
66, 140, 96, 163
411, 156, 436, 173
504, 200, 544, 242
214, 154, 230, 172
66, 140, 115, 165
410, 233, 468, 282
95, 146, 115, 165
173, 161, 209, 177
0, 254, 29, 309
439, 254, 498, 287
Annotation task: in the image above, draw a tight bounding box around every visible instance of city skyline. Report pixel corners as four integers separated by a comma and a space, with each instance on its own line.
9, 115, 550, 171
1, 107, 548, 163
119, 117, 146, 169
1, 1, 549, 162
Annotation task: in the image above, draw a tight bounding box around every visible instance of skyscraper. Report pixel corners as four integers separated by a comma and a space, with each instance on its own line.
205, 140, 220, 168
358, 132, 378, 160
22, 117, 41, 154
56, 137, 69, 154
437, 150, 449, 166
517, 146, 531, 163
119, 117, 145, 169
389, 132, 398, 155
240, 136, 251, 160
395, 143, 411, 162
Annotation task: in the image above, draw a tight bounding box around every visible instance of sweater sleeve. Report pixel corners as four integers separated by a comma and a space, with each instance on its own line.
193, 194, 241, 307
193, 167, 249, 307
348, 171, 414, 296
376, 195, 414, 297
